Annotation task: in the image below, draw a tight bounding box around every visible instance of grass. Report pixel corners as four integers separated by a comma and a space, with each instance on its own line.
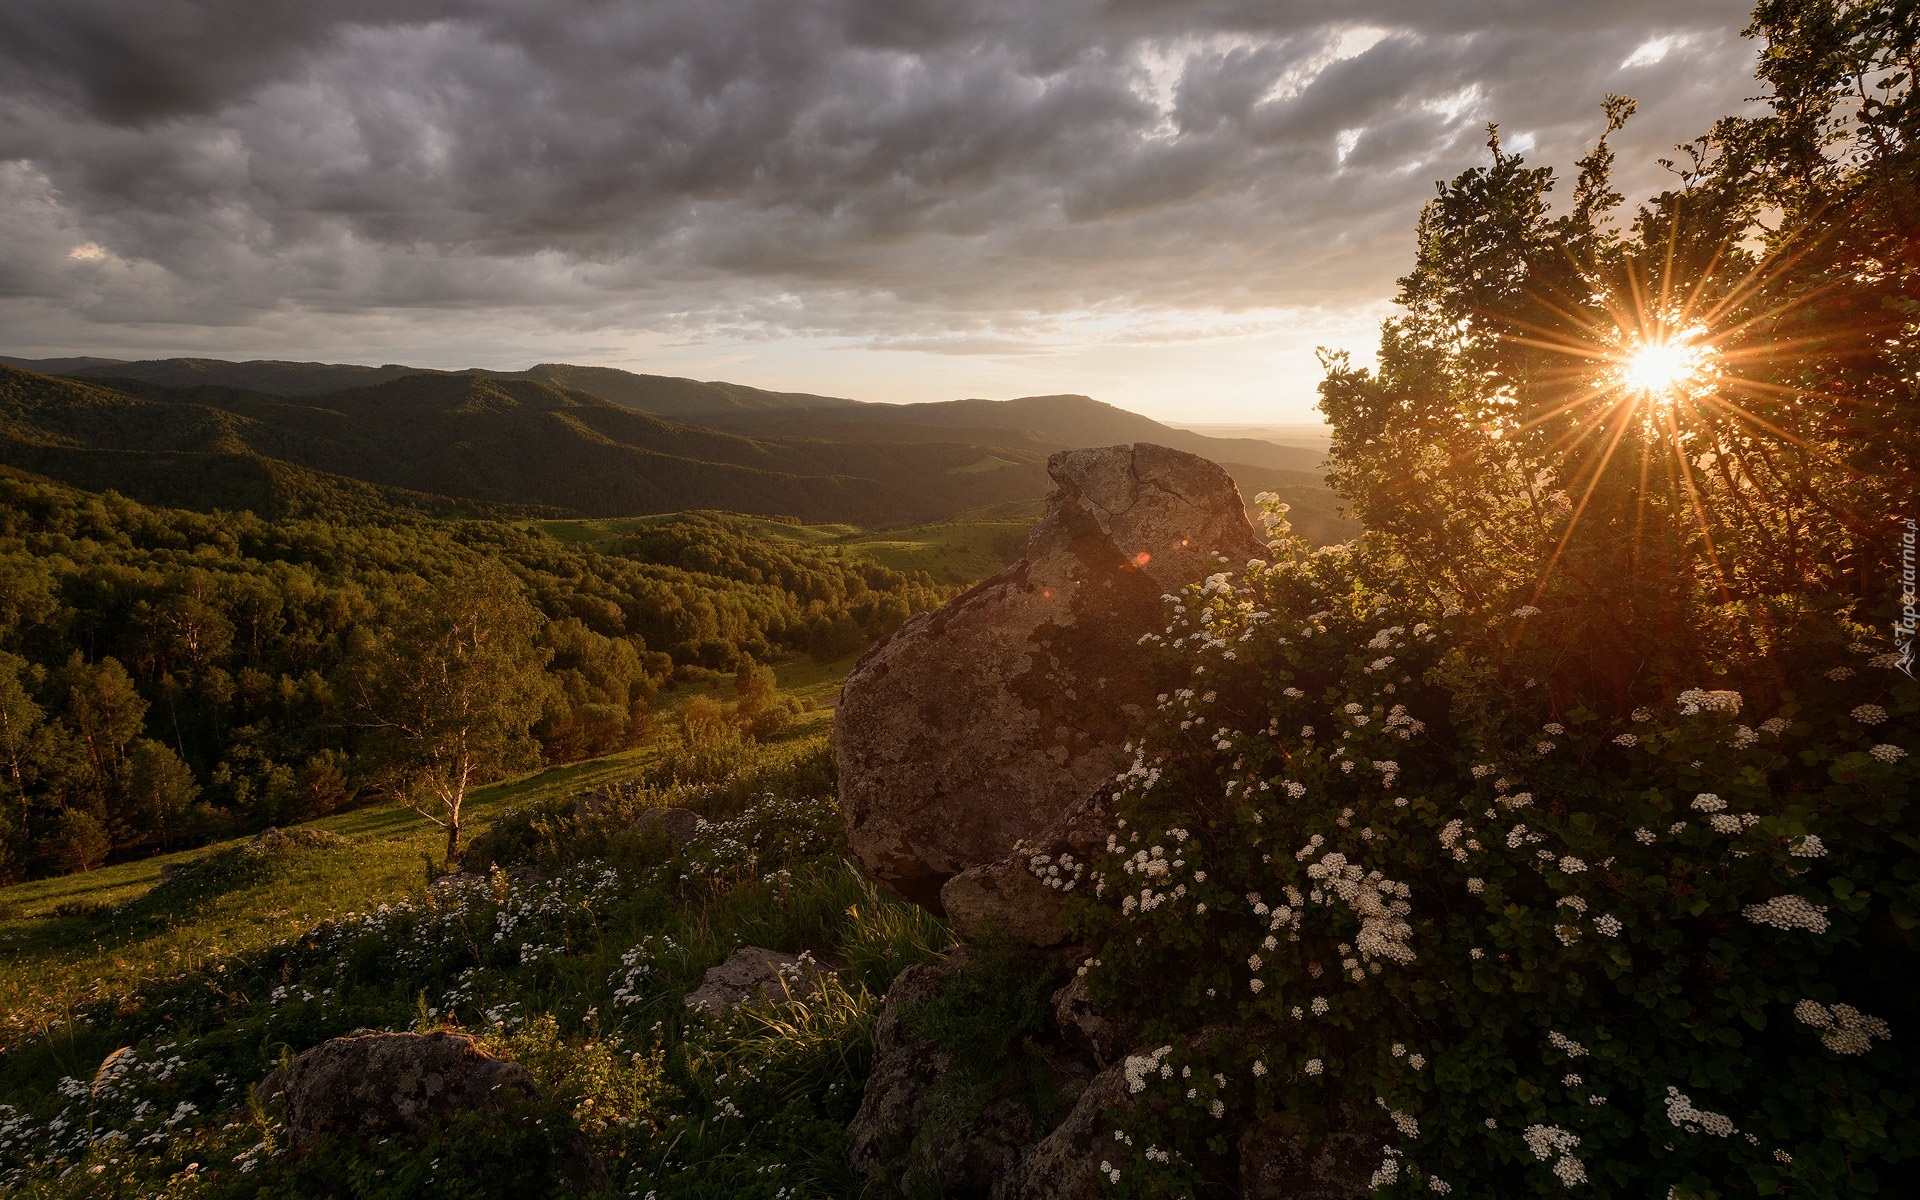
0, 709, 956, 1197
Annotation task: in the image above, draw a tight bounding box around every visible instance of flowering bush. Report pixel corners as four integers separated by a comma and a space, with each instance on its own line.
1071, 534, 1916, 1197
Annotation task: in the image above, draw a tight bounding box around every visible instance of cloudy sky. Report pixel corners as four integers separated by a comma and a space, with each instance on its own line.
0, 0, 1762, 423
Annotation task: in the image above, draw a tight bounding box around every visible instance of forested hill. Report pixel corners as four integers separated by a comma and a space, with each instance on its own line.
0, 365, 1051, 527
0, 465, 955, 881
0, 361, 1357, 538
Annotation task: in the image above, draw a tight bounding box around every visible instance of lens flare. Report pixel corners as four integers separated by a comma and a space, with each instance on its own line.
1620, 333, 1713, 396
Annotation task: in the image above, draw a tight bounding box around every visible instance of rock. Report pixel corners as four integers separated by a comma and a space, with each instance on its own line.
1238, 1107, 1381, 1200
849, 950, 1039, 1196
683, 947, 830, 1017
848, 953, 965, 1177
634, 806, 705, 850
266, 1031, 537, 1150
1002, 1057, 1130, 1200
838, 443, 1264, 913
1050, 973, 1121, 1065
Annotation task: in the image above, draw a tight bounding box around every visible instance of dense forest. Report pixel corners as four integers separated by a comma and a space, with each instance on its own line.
0, 468, 950, 880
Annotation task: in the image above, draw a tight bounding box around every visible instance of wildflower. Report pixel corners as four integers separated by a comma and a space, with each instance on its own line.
1466, 878, 1485, 894
1210, 1099, 1226, 1118
1612, 733, 1638, 747
1469, 947, 1484, 959
1429, 1177, 1452, 1194
1408, 1053, 1426, 1069
1552, 1156, 1588, 1186
1691, 793, 1726, 812
1760, 717, 1789, 734
1677, 688, 1742, 715
1664, 1087, 1735, 1136
1793, 1000, 1891, 1055
1536, 741, 1556, 755
1668, 821, 1687, 835
1558, 856, 1587, 873
1592, 914, 1622, 937
1634, 827, 1656, 844
1632, 707, 1653, 721
1252, 1060, 1267, 1077
1789, 834, 1826, 858
1828, 666, 1856, 680
1304, 1058, 1323, 1076
1852, 704, 1889, 725
1311, 996, 1330, 1015
1547, 1031, 1587, 1057
1871, 743, 1907, 762
1743, 895, 1830, 933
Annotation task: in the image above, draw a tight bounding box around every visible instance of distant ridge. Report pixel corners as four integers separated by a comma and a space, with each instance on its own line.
0, 355, 1357, 539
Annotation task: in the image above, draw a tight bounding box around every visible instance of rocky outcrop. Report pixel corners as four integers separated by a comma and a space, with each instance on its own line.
1238, 1108, 1380, 1200
260, 1031, 536, 1150
847, 952, 969, 1180
837, 443, 1264, 915
1001, 1057, 1129, 1200
683, 947, 831, 1017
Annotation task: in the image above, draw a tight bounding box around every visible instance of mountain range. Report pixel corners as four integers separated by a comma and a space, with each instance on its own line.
0, 355, 1354, 539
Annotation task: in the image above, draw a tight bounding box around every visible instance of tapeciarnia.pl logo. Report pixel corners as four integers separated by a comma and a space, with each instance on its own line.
1898, 518, 1917, 678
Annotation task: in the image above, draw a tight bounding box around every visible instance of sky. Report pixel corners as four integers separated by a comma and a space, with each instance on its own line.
0, 0, 1763, 425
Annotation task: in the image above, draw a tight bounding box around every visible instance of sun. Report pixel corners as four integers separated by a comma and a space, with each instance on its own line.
1620, 332, 1713, 397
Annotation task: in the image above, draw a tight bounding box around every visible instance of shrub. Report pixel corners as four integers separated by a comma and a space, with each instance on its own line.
1067, 539, 1917, 1198
43, 808, 110, 874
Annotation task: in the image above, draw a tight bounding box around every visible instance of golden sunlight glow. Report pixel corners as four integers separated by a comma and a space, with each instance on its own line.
1620, 332, 1713, 396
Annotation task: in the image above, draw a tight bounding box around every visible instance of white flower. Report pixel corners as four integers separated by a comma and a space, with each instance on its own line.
1563, 1074, 1582, 1087
1552, 1155, 1588, 1186
1743, 894, 1830, 934
1634, 827, 1657, 844
1677, 688, 1742, 715
1852, 704, 1889, 725
1536, 741, 1557, 755
1871, 743, 1907, 763
1303, 1058, 1323, 1076
1469, 947, 1484, 959
1559, 856, 1587, 873
1547, 1031, 1588, 1057
1788, 834, 1826, 858
1512, 606, 1541, 618
1592, 914, 1622, 937
1543, 722, 1566, 735
1252, 1060, 1267, 1077
1311, 996, 1330, 1015
1428, 1177, 1452, 1194
1465, 877, 1485, 894
1793, 999, 1892, 1055
1210, 1099, 1226, 1118
1523, 1124, 1580, 1160
1408, 1053, 1426, 1069
1828, 666, 1856, 680
1391, 1043, 1405, 1057
1665, 1086, 1736, 1136
1632, 707, 1654, 721
1613, 733, 1638, 747
1760, 717, 1789, 734
1692, 793, 1727, 812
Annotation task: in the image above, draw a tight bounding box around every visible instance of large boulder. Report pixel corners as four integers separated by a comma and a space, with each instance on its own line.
837, 443, 1264, 914
260, 1031, 536, 1150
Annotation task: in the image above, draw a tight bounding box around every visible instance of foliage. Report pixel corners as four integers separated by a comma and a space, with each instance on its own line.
1072, 3, 1920, 1195
0, 470, 950, 881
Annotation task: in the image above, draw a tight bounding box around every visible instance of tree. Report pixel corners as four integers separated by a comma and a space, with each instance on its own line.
344, 567, 551, 865
125, 738, 200, 851
0, 652, 46, 819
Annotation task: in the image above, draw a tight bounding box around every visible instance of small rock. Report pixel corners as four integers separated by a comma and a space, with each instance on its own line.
266, 1031, 537, 1151
683, 947, 830, 1017
634, 806, 705, 851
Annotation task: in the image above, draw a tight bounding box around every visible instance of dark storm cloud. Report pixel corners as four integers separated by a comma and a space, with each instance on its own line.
0, 0, 1759, 351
